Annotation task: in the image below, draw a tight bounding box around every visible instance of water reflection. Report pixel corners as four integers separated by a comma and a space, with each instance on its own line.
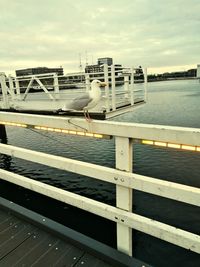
0, 153, 11, 170
0, 133, 12, 170
0, 125, 7, 143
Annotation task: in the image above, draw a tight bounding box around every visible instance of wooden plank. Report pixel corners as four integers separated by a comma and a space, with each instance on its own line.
33, 241, 84, 267
0, 222, 34, 259
0, 230, 52, 267
0, 199, 151, 267
0, 216, 108, 267
0, 210, 12, 223
8, 231, 59, 266
0, 215, 19, 232
0, 229, 83, 267
75, 253, 113, 267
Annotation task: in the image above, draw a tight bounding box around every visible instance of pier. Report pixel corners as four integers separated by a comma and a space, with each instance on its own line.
0, 64, 147, 119
0, 111, 200, 266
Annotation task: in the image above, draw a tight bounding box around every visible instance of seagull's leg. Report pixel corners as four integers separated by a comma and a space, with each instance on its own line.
83, 109, 89, 122
86, 110, 92, 122
83, 109, 92, 122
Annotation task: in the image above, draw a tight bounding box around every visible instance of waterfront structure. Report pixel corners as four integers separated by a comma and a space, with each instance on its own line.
13, 58, 143, 84
197, 64, 200, 78
0, 65, 147, 118
16, 67, 64, 77
187, 68, 197, 77
11, 62, 200, 83
148, 68, 197, 81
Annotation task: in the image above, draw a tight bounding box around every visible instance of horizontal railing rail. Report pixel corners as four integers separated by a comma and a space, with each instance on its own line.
0, 143, 199, 207
1, 112, 200, 146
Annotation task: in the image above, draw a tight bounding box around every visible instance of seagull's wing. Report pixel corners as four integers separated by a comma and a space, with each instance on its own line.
67, 92, 93, 111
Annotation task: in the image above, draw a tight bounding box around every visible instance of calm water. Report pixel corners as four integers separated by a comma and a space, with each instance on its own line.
0, 79, 200, 267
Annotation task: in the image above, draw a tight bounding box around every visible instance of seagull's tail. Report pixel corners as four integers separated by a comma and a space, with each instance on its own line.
61, 107, 73, 111
55, 104, 74, 114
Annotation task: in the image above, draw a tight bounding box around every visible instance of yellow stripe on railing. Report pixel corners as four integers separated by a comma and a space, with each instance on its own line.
0, 121, 110, 139
34, 126, 110, 139
0, 121, 27, 128
142, 139, 200, 152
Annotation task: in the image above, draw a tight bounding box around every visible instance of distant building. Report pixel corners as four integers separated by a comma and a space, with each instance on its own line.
97, 57, 113, 66
16, 67, 63, 77
85, 57, 115, 74
187, 69, 197, 77
197, 64, 200, 78
85, 58, 123, 81
85, 64, 103, 74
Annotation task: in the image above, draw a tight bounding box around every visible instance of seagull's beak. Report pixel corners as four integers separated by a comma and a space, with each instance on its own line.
100, 82, 107, 87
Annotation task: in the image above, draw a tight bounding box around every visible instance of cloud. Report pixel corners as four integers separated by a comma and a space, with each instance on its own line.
0, 0, 199, 74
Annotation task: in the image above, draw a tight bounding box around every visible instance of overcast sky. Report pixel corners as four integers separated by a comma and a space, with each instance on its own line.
0, 0, 199, 75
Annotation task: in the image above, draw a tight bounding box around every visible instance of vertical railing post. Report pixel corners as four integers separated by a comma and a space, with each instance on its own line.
124, 75, 129, 100
130, 67, 135, 105
104, 64, 110, 112
85, 74, 90, 91
111, 65, 116, 111
22, 77, 34, 101
15, 78, 21, 100
53, 73, 59, 100
0, 73, 9, 108
115, 136, 133, 256
0, 124, 7, 142
144, 68, 148, 102
8, 75, 15, 100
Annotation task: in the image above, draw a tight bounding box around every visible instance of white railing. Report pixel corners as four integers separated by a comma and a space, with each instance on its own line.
0, 112, 200, 257
0, 66, 147, 115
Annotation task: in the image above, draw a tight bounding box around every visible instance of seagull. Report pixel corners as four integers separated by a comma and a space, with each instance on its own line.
61, 79, 107, 120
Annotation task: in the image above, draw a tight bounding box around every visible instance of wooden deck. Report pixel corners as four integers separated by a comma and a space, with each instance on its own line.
0, 197, 151, 267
